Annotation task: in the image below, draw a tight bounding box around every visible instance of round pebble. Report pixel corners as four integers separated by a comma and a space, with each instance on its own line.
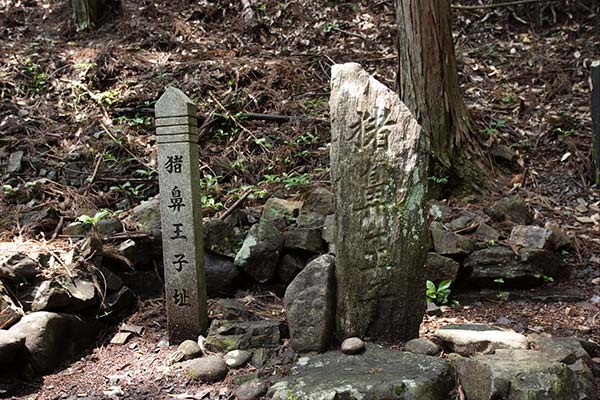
224, 349, 252, 368
177, 339, 202, 360
188, 356, 228, 382
404, 338, 440, 356
341, 337, 365, 355
235, 378, 269, 400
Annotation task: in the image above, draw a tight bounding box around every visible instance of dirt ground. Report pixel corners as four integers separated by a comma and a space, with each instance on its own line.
1, 0, 599, 398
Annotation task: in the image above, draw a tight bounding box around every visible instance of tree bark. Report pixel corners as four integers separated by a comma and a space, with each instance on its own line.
72, 0, 120, 31
396, 0, 477, 173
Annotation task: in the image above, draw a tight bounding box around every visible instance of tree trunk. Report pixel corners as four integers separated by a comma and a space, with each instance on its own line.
72, 0, 119, 31
396, 0, 477, 173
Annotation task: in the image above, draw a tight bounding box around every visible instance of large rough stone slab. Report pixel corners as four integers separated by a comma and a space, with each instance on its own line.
425, 252, 460, 282
284, 228, 324, 253
267, 344, 455, 400
531, 335, 600, 378
204, 319, 280, 352
463, 246, 558, 287
430, 226, 475, 256
284, 254, 335, 353
510, 225, 556, 250
8, 311, 100, 373
434, 323, 528, 356
451, 349, 594, 400
234, 219, 284, 282
330, 63, 429, 341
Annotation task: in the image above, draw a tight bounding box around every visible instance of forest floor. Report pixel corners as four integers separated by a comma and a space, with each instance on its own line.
1, 0, 599, 398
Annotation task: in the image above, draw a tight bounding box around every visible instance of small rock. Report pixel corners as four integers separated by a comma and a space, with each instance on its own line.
591, 277, 600, 285
261, 197, 303, 228
302, 187, 334, 216
205, 252, 241, 298
7, 151, 24, 173
474, 223, 502, 242
544, 222, 571, 249
486, 196, 533, 225
428, 201, 452, 219
404, 338, 440, 356
425, 253, 460, 282
62, 221, 86, 236
0, 253, 40, 282
284, 228, 324, 253
110, 332, 133, 345
490, 143, 516, 163
225, 349, 252, 368
446, 214, 478, 231
95, 218, 123, 235
204, 320, 280, 353
509, 225, 555, 250
188, 356, 228, 382
341, 337, 365, 355
234, 219, 284, 283
129, 196, 161, 232
235, 378, 269, 400
430, 227, 475, 256
296, 210, 324, 229
177, 339, 202, 360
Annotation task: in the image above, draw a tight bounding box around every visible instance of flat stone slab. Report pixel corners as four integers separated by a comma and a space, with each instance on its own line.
267, 344, 454, 400
434, 323, 528, 356
452, 349, 595, 400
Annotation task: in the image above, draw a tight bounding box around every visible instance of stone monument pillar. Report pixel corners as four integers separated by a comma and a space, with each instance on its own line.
156, 87, 208, 344
330, 63, 429, 341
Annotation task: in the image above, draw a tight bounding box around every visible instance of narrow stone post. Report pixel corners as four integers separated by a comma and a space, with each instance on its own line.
592, 61, 599, 186
156, 87, 208, 344
330, 63, 429, 342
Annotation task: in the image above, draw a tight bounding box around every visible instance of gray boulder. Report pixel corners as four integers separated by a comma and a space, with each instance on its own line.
425, 253, 460, 282
0, 330, 27, 370
224, 349, 252, 369
486, 196, 533, 225
30, 276, 97, 312
284, 254, 335, 353
474, 223, 502, 242
451, 349, 594, 400
267, 344, 455, 400
8, 311, 99, 373
284, 228, 324, 253
302, 187, 334, 216
434, 324, 528, 356
234, 220, 284, 282
205, 252, 240, 298
277, 254, 304, 284
129, 195, 161, 232
204, 319, 280, 352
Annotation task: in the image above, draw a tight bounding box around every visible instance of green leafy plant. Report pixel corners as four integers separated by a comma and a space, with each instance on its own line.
427, 175, 449, 184
77, 210, 111, 226
296, 132, 319, 145
553, 127, 575, 137
200, 194, 223, 211
480, 119, 506, 135
135, 168, 157, 179
2, 184, 19, 197
426, 279, 452, 305
494, 278, 505, 284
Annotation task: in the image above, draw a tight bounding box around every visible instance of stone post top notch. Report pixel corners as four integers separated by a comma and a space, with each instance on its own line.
156, 87, 196, 118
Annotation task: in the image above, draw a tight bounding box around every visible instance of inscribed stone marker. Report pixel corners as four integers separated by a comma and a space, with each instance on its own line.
592, 61, 599, 186
156, 87, 208, 344
330, 63, 429, 341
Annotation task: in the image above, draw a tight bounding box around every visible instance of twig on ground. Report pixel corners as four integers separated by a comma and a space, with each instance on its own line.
219, 189, 252, 222
451, 0, 558, 10
50, 216, 64, 241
